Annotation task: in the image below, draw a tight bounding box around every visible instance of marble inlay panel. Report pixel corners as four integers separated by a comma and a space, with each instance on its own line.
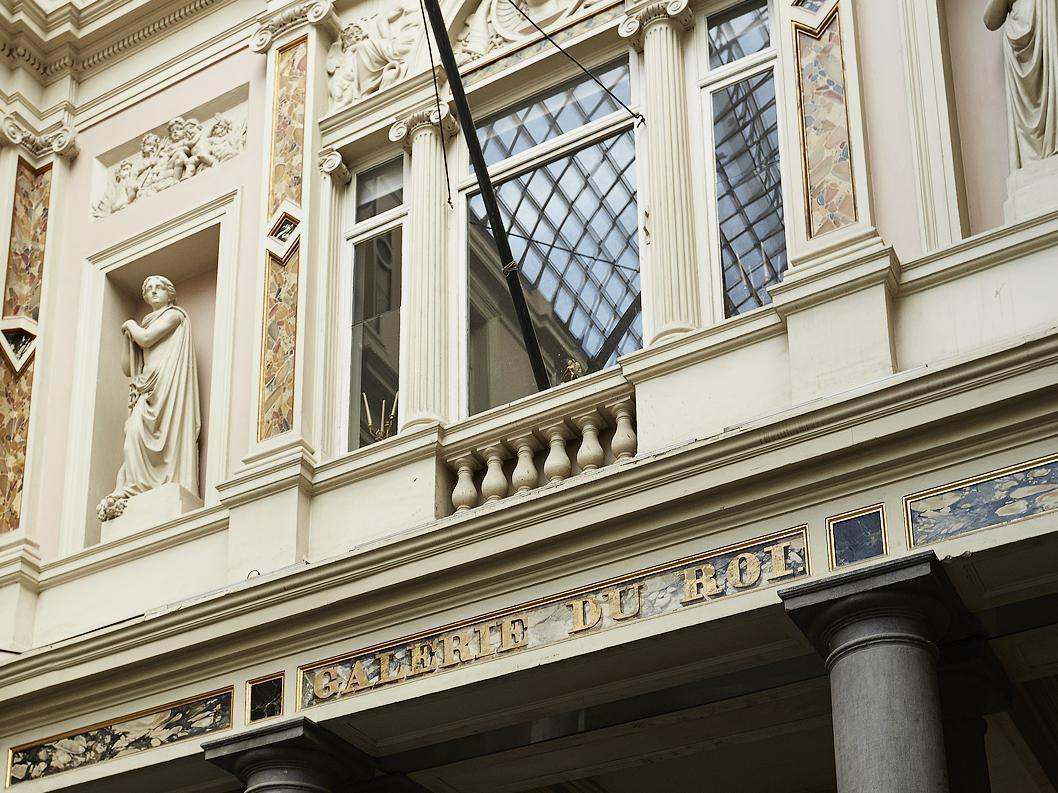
259, 247, 299, 439
269, 37, 308, 216
795, 10, 856, 237
8, 689, 232, 785
907, 457, 1058, 546
0, 358, 35, 533
828, 505, 886, 567
300, 527, 808, 709
794, 0, 828, 12
5, 160, 52, 321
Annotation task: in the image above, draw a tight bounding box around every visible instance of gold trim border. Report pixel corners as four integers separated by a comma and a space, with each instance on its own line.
296, 525, 810, 710
245, 672, 285, 725
792, 3, 859, 240
6, 686, 234, 788
903, 452, 1058, 549
825, 502, 887, 570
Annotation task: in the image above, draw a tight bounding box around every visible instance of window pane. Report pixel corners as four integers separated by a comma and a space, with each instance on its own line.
477, 60, 631, 167
712, 69, 787, 318
708, 0, 770, 69
349, 227, 401, 449
468, 130, 641, 414
355, 158, 403, 223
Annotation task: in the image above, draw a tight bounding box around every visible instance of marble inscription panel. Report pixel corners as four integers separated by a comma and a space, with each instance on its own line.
299, 527, 808, 709
269, 38, 308, 216
907, 457, 1058, 546
8, 689, 232, 785
258, 247, 299, 439
795, 10, 856, 237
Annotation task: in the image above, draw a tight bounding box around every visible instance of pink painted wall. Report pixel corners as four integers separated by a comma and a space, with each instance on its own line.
946, 0, 1009, 235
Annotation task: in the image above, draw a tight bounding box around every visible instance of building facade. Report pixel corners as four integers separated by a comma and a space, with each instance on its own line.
0, 0, 1056, 790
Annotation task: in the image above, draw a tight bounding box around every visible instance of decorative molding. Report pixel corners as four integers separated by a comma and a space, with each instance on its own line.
317, 147, 350, 185
618, 0, 693, 52
250, 1, 337, 53
0, 114, 77, 160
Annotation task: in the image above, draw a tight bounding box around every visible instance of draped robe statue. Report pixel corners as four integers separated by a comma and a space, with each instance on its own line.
985, 0, 1058, 167
97, 276, 200, 521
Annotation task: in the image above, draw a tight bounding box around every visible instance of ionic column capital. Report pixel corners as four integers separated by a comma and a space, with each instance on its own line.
389, 102, 459, 151
317, 146, 351, 184
1, 113, 78, 161
250, 1, 339, 53
619, 0, 694, 52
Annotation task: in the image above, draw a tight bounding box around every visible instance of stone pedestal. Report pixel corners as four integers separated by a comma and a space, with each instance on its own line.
101, 483, 202, 543
1005, 156, 1058, 223
780, 552, 978, 793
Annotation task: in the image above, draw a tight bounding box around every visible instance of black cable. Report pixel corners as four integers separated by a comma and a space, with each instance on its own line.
418, 0, 454, 208
506, 1, 644, 127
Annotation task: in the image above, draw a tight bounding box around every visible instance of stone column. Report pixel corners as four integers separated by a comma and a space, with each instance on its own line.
781, 553, 963, 793
204, 716, 374, 792
389, 105, 457, 431
620, 0, 702, 345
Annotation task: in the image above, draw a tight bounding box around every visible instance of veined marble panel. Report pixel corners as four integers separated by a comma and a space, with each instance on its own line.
258, 246, 299, 439
7, 689, 232, 785
4, 160, 51, 321
269, 38, 308, 216
795, 10, 856, 237
907, 457, 1058, 546
0, 357, 35, 533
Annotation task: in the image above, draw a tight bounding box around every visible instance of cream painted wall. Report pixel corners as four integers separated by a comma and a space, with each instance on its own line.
946, 0, 1009, 235
854, 0, 922, 263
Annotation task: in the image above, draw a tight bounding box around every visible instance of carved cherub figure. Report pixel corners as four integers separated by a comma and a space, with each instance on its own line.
135, 132, 167, 196
181, 118, 215, 178
207, 115, 242, 162
92, 159, 139, 217
327, 23, 366, 107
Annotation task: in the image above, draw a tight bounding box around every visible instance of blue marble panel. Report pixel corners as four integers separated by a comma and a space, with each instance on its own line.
908, 458, 1058, 546
8, 689, 232, 785
830, 508, 885, 567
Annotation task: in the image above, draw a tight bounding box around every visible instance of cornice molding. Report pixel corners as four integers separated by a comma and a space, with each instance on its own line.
0, 111, 77, 159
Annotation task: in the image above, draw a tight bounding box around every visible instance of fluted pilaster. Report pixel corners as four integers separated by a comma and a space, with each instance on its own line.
389, 105, 458, 430
620, 0, 701, 345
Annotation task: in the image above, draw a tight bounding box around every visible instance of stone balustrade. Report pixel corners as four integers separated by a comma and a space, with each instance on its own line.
443, 396, 638, 514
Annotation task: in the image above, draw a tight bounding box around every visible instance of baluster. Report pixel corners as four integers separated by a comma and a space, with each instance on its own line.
449, 454, 479, 512
480, 444, 508, 503
541, 422, 573, 484
608, 398, 637, 461
507, 433, 541, 494
573, 411, 605, 472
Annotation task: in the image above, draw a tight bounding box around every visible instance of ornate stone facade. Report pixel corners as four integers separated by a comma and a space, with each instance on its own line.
454, 0, 611, 65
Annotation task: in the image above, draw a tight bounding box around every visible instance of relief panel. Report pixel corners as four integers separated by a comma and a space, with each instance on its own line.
258, 246, 300, 439
795, 8, 856, 237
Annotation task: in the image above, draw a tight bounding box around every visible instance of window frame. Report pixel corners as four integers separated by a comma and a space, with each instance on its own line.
454, 50, 643, 419
695, 0, 792, 323
339, 153, 409, 452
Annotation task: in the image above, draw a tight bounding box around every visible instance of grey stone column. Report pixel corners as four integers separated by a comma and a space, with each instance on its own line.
203, 716, 374, 793
780, 552, 970, 793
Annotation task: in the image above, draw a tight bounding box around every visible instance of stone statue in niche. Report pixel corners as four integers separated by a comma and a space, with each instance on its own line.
96, 276, 201, 522
985, 0, 1057, 167
93, 112, 247, 217
326, 0, 421, 110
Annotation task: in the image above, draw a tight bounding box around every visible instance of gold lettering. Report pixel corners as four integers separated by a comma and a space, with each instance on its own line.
341, 660, 374, 693
439, 629, 477, 668
726, 552, 762, 589
407, 640, 437, 676
766, 540, 797, 581
497, 615, 529, 652
567, 596, 603, 634
377, 651, 405, 685
476, 623, 497, 658
603, 583, 644, 621
310, 666, 344, 700
680, 564, 722, 604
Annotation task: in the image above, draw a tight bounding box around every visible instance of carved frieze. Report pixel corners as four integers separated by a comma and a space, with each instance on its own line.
325, 0, 422, 111
92, 93, 247, 218
453, 0, 610, 65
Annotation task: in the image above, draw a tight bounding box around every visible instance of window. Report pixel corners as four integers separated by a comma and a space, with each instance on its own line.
467, 61, 641, 414
347, 157, 404, 450
703, 0, 788, 318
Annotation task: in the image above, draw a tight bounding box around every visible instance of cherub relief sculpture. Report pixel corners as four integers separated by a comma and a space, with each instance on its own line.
326, 0, 421, 110
97, 276, 200, 522
985, 0, 1057, 167
93, 112, 247, 217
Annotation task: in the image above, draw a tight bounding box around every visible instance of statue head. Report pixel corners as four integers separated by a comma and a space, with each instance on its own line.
142, 275, 177, 311
141, 133, 161, 157
168, 117, 187, 143
341, 22, 366, 49
209, 115, 233, 138
116, 159, 135, 181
